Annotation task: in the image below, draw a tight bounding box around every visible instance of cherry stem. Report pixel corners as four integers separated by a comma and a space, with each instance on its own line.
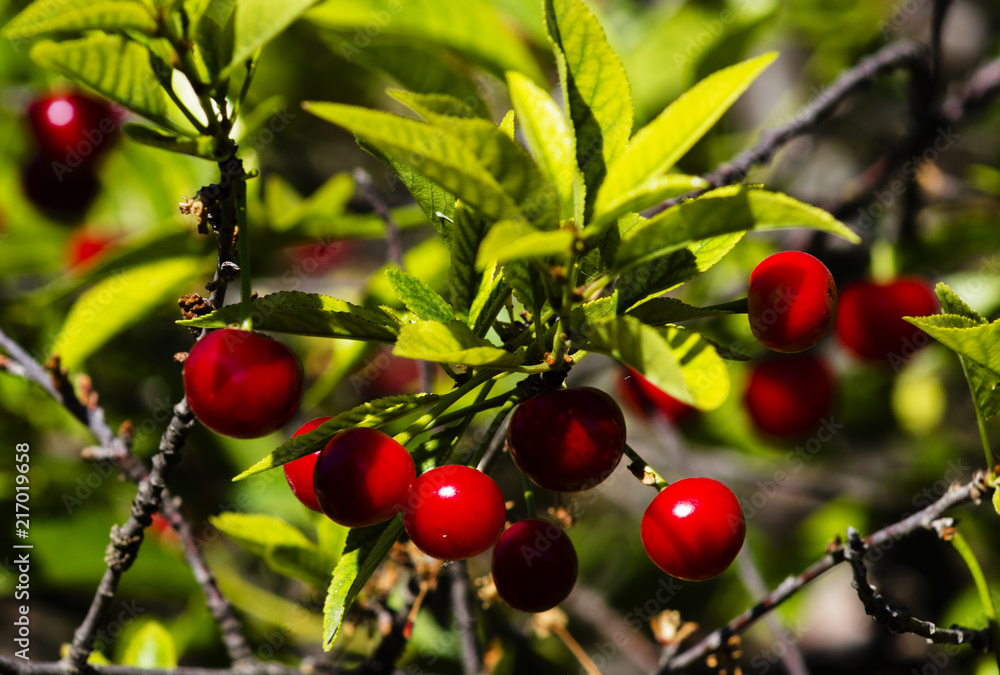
394, 370, 497, 447
623, 443, 669, 491
234, 170, 252, 331
521, 473, 537, 519
950, 531, 1000, 671
467, 397, 520, 470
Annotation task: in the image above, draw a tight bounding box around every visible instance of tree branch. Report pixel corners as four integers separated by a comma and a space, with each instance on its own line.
449, 561, 483, 675
845, 526, 990, 648
659, 472, 993, 672
0, 656, 338, 675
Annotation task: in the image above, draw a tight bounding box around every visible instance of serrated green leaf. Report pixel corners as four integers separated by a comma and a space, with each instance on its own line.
581, 316, 729, 410
507, 70, 576, 220
476, 221, 574, 268
196, 0, 236, 83
51, 257, 204, 370
545, 0, 633, 223
626, 297, 735, 325
394, 320, 525, 367
596, 53, 777, 217
323, 518, 404, 649
233, 394, 439, 480
177, 291, 400, 342
614, 186, 858, 275
307, 103, 523, 223
3, 0, 157, 40
907, 314, 1000, 375
210, 513, 330, 587
385, 267, 454, 323
389, 90, 485, 121
935, 282, 986, 323
618, 232, 745, 312
450, 204, 489, 320
229, 0, 318, 76
357, 140, 455, 246
121, 621, 177, 669
307, 0, 543, 85
30, 35, 185, 134
122, 123, 220, 159
500, 109, 516, 139
569, 295, 617, 337
587, 174, 708, 233
964, 360, 1000, 422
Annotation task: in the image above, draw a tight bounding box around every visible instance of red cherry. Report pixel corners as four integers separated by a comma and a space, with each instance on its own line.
313, 427, 415, 528
491, 519, 578, 612
183, 328, 303, 439
744, 355, 833, 438
28, 92, 121, 164
21, 153, 100, 220
618, 366, 696, 423
507, 387, 626, 492
641, 477, 746, 581
748, 251, 837, 353
401, 465, 506, 560
67, 230, 116, 269
283, 417, 333, 513
835, 278, 939, 362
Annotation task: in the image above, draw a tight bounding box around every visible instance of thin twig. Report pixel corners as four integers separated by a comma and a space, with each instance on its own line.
353, 168, 403, 270
0, 656, 336, 675
659, 472, 992, 672
449, 561, 483, 675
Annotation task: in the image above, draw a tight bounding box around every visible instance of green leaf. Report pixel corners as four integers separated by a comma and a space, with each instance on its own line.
545, 0, 633, 223
504, 260, 547, 320
122, 123, 220, 160
30, 35, 185, 134
210, 513, 331, 587
51, 257, 204, 370
233, 394, 439, 480
307, 0, 543, 85
614, 186, 859, 275
588, 174, 708, 233
618, 232, 745, 312
506, 70, 576, 220
581, 316, 729, 410
3, 0, 157, 40
323, 518, 404, 649
121, 621, 177, 669
229, 0, 319, 76
906, 314, 1000, 377
317, 518, 350, 566
307, 103, 523, 223
569, 295, 617, 336
450, 204, 490, 320
358, 140, 455, 246
935, 282, 986, 323
476, 221, 574, 268
196, 0, 236, 83
626, 297, 736, 325
469, 263, 510, 337
596, 53, 777, 215
993, 488, 1000, 517
385, 267, 454, 323
431, 117, 560, 228
177, 291, 400, 342
389, 90, 486, 121
394, 320, 525, 368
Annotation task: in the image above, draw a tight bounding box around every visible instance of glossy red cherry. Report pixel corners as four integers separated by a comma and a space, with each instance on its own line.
641, 477, 746, 581
744, 355, 833, 438
313, 427, 415, 528
21, 153, 100, 219
835, 278, 939, 362
283, 417, 333, 513
401, 465, 506, 560
748, 251, 837, 353
491, 519, 578, 612
618, 366, 695, 423
28, 92, 121, 163
507, 387, 626, 492
183, 328, 303, 439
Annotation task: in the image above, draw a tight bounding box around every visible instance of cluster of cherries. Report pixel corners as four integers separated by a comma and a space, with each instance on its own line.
21, 90, 121, 220
704, 251, 936, 439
